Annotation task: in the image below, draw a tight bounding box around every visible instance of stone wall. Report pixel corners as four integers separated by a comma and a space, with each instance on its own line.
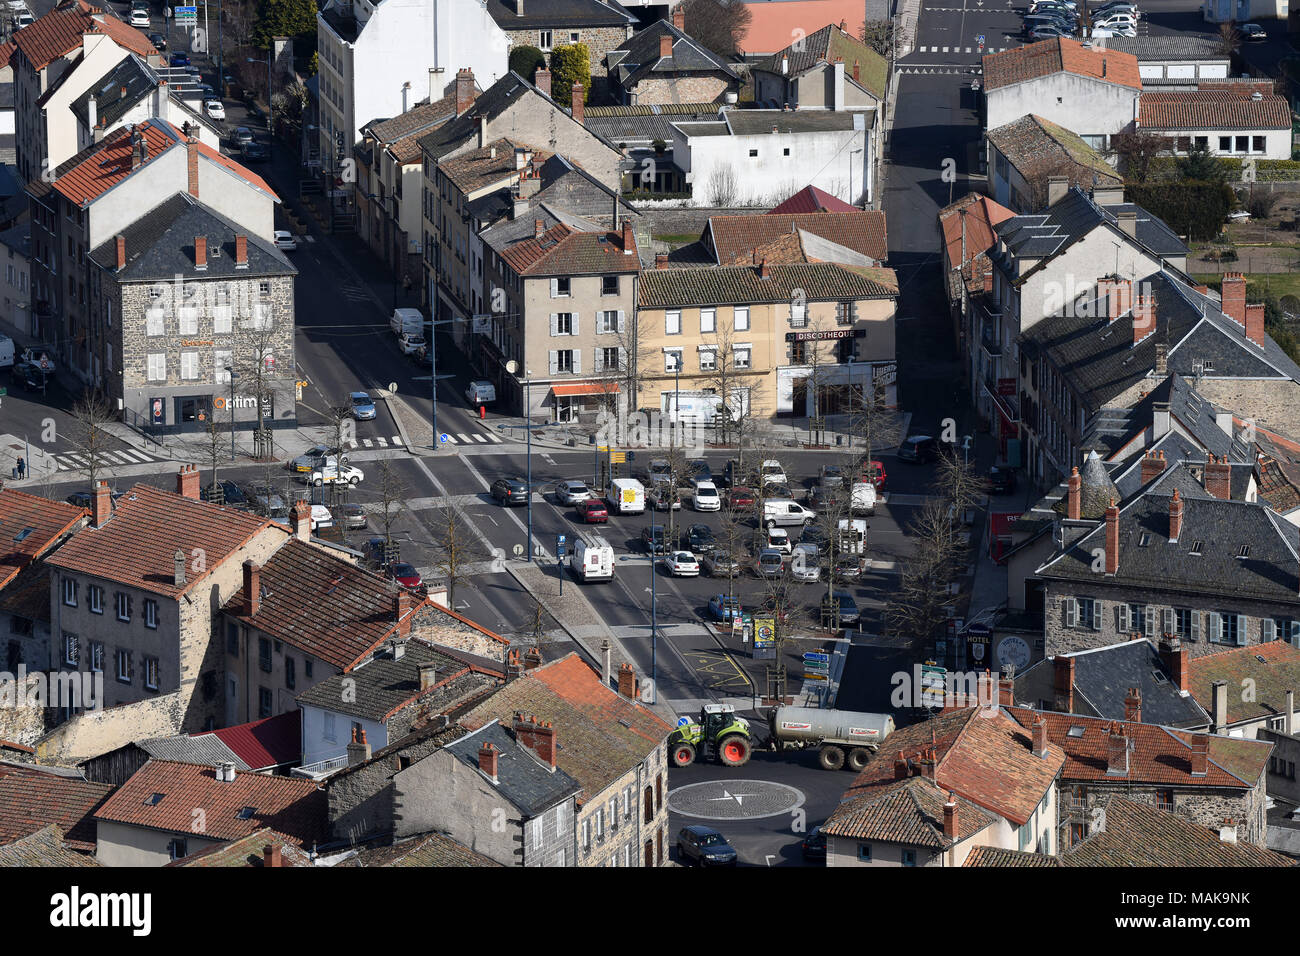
34, 692, 190, 765
631, 74, 731, 106
1068, 779, 1267, 847
411, 604, 511, 663
1194, 379, 1300, 448
1260, 727, 1300, 805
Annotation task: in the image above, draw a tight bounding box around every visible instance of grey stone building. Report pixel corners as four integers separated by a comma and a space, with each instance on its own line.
607, 8, 738, 106
486, 0, 635, 93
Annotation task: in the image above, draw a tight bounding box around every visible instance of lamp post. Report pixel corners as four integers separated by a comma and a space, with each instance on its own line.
426, 315, 463, 451
248, 54, 272, 161
224, 366, 237, 460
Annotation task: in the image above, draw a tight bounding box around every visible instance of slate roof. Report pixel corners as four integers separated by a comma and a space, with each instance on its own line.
68, 52, 155, 131
363, 91, 459, 164
1063, 796, 1293, 866
1015, 638, 1209, 727
341, 830, 503, 867
166, 827, 313, 866
442, 721, 581, 818
86, 191, 294, 280
638, 261, 897, 308
94, 760, 325, 845
136, 734, 249, 770
771, 184, 859, 215
529, 153, 637, 223
584, 103, 724, 144
1185, 641, 1300, 727
986, 114, 1122, 190
46, 483, 274, 600
439, 138, 537, 195
706, 211, 887, 264
0, 824, 100, 866
222, 538, 415, 671
485, 0, 633, 30
751, 22, 888, 99
10, 0, 155, 71
1103, 34, 1229, 61
1139, 89, 1292, 131
717, 109, 864, 136
0, 764, 113, 851
982, 37, 1142, 92
823, 774, 997, 847
1005, 708, 1269, 787
200, 711, 301, 771
963, 844, 1061, 867
612, 18, 737, 89
938, 193, 1016, 294
0, 487, 86, 593
460, 653, 671, 804
741, 230, 893, 271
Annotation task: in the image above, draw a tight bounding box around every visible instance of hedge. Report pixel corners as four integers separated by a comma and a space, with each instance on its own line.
1125, 180, 1235, 241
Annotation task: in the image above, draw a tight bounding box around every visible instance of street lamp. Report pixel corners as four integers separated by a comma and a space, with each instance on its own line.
505, 359, 542, 563
247, 54, 272, 161
426, 315, 464, 451
224, 365, 237, 460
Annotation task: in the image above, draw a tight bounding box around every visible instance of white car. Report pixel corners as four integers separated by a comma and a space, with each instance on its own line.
663, 550, 700, 577
273, 230, 298, 252
205, 99, 225, 121
309, 460, 364, 487
765, 527, 793, 555
1090, 23, 1136, 37
1092, 12, 1136, 29
759, 460, 787, 486
791, 543, 821, 583
398, 332, 426, 355
309, 504, 333, 531
555, 480, 591, 505
691, 479, 721, 512
129, 8, 149, 26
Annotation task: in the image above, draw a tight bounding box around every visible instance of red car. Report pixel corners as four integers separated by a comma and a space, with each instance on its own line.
863, 460, 886, 492
576, 499, 608, 523
726, 486, 756, 510
388, 562, 423, 588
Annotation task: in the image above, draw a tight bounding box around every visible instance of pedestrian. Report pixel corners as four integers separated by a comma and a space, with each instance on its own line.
16, 457, 24, 479
402, 274, 412, 295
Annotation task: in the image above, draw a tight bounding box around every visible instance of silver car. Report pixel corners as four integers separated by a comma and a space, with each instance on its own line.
555, 480, 591, 505
350, 391, 377, 421
700, 549, 740, 578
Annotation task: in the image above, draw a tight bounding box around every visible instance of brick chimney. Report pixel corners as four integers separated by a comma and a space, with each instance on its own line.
998, 675, 1014, 707
1106, 724, 1129, 775
395, 589, 413, 633
1132, 293, 1155, 345
1053, 655, 1075, 712
194, 235, 206, 270
758, 257, 770, 279
533, 720, 557, 768
571, 82, 584, 125
1098, 276, 1132, 324
853, 59, 860, 84
534, 67, 551, 98
1140, 449, 1166, 485
173, 549, 186, 587
186, 136, 199, 198
1245, 302, 1266, 348
456, 68, 475, 117
660, 32, 673, 59
943, 792, 957, 840
478, 741, 499, 781
1204, 453, 1231, 500
893, 751, 910, 779
524, 646, 542, 671
506, 647, 524, 680
618, 662, 637, 698
1221, 273, 1247, 326
672, 5, 684, 30
1124, 687, 1142, 723
534, 218, 545, 240
176, 463, 200, 499
1190, 734, 1209, 776
1155, 342, 1168, 374
115, 235, 126, 270
92, 480, 112, 527
622, 219, 634, 254
346, 727, 371, 766
290, 499, 312, 541
655, 252, 669, 269
243, 560, 260, 617
1066, 466, 1081, 520
263, 843, 282, 867
1032, 718, 1049, 758
1104, 498, 1119, 574
1169, 488, 1183, 542
917, 748, 937, 781
1159, 635, 1189, 689
235, 234, 248, 268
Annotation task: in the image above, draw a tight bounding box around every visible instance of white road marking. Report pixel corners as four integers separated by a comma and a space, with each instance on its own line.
457, 433, 472, 443
472, 434, 487, 442
487, 432, 502, 443
362, 438, 373, 448
391, 436, 403, 445
376, 437, 388, 447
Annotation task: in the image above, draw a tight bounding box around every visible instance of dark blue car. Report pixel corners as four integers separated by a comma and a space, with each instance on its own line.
169, 52, 190, 67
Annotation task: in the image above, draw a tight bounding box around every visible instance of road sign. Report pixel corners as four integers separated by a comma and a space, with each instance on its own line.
803, 652, 830, 663
439, 433, 451, 444
555, 534, 566, 557
804, 660, 828, 671
611, 451, 627, 464
803, 672, 828, 681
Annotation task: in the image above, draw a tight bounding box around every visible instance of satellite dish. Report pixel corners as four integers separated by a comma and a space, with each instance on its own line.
505, 359, 519, 375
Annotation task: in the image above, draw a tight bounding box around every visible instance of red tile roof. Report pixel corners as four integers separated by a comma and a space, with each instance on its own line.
982, 38, 1142, 92
45, 483, 276, 599
0, 764, 113, 851
824, 775, 998, 847
499, 224, 640, 277
1138, 89, 1292, 131
706, 211, 888, 265
0, 488, 87, 592
10, 0, 154, 72
94, 760, 325, 845
166, 827, 313, 866
769, 184, 859, 215
1184, 641, 1300, 726
939, 193, 1016, 293
737, 1, 866, 56
198, 711, 300, 771
0, 40, 15, 70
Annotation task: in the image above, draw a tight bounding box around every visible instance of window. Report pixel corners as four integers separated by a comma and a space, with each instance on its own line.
214, 350, 232, 384
836, 301, 857, 326
901, 849, 916, 866
734, 347, 751, 369
227, 622, 239, 656
699, 349, 716, 371
748, 148, 758, 158
1119, 603, 1153, 637
1210, 612, 1245, 645
790, 301, 807, 328
180, 352, 199, 380
324, 712, 336, 742
601, 346, 621, 371
285, 656, 295, 689
700, 308, 715, 333
734, 306, 749, 331
791, 340, 807, 364
143, 656, 159, 691
539, 29, 553, 50
1172, 608, 1200, 642
305, 659, 313, 679
553, 312, 573, 336
63, 632, 79, 666
146, 353, 166, 381
597, 310, 619, 334
666, 310, 681, 335
146, 309, 164, 337
1219, 135, 1232, 152
115, 592, 131, 622
857, 844, 872, 862
178, 307, 198, 335
582, 819, 591, 851
258, 687, 272, 718
62, 577, 77, 607
168, 839, 187, 861
143, 599, 157, 629
1065, 597, 1101, 630
1236, 135, 1248, 153
552, 276, 570, 297
115, 648, 131, 683
595, 808, 604, 840
555, 349, 574, 373
88, 585, 103, 615
259, 637, 272, 673
601, 275, 619, 296
569, 30, 580, 42
258, 281, 271, 297
1265, 618, 1300, 645
665, 349, 682, 372
1253, 135, 1266, 153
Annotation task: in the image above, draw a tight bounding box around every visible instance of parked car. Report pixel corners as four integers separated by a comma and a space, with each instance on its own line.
129, 8, 149, 26
833, 553, 863, 582
801, 826, 827, 862
687, 459, 712, 482
663, 550, 700, 577
755, 549, 785, 578
490, 476, 529, 506
309, 504, 334, 532
149, 31, 167, 51
700, 549, 740, 578
240, 142, 269, 162
726, 486, 756, 511
863, 459, 887, 491
850, 481, 877, 517
466, 380, 496, 405
273, 229, 297, 252
205, 99, 225, 121
1092, 0, 1138, 15
763, 499, 814, 528
677, 826, 737, 866
233, 126, 254, 146
759, 459, 787, 486
350, 391, 377, 421
398, 332, 426, 355
818, 464, 844, 483
169, 51, 190, 67
1029, 22, 1072, 38
11, 362, 48, 391
250, 485, 288, 519
341, 502, 368, 529
1241, 22, 1266, 41
641, 525, 668, 555
555, 480, 591, 505
645, 458, 672, 483
576, 498, 608, 523
989, 465, 1017, 495
1090, 22, 1136, 37
388, 562, 423, 588
684, 524, 716, 554
290, 444, 341, 474
897, 435, 940, 464
791, 543, 820, 583
310, 461, 364, 487
708, 594, 742, 622
20, 348, 55, 373
691, 480, 721, 512
647, 483, 681, 511
66, 489, 124, 508
809, 481, 842, 512
765, 527, 792, 555
826, 591, 861, 627
200, 480, 248, 509
764, 483, 794, 501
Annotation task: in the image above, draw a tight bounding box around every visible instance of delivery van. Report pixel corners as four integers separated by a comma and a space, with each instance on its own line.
762, 498, 814, 528
570, 536, 614, 582
390, 307, 424, 337
608, 477, 645, 515
0, 335, 14, 369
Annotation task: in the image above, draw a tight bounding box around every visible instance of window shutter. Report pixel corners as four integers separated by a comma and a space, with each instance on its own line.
1163, 608, 1174, 636
1144, 607, 1155, 638
617, 310, 626, 334
1263, 618, 1276, 642
571, 313, 580, 336
1091, 600, 1101, 631
619, 346, 627, 371
1065, 598, 1077, 628
550, 313, 558, 336
1290, 621, 1300, 645
572, 350, 582, 374
550, 278, 558, 298
1235, 615, 1247, 646
1117, 604, 1129, 633
548, 350, 558, 375
1191, 610, 1201, 642
1209, 612, 1222, 643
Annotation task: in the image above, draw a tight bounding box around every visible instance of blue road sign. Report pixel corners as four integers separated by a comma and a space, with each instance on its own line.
556, 534, 566, 557
439, 433, 451, 444
803, 652, 830, 663
177, 5, 198, 12
977, 34, 985, 44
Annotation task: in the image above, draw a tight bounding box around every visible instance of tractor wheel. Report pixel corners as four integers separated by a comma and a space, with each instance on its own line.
671, 742, 697, 768
847, 747, 872, 773
718, 734, 752, 767
819, 745, 845, 771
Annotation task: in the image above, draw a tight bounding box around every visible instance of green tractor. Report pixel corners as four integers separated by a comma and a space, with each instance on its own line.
669, 704, 753, 768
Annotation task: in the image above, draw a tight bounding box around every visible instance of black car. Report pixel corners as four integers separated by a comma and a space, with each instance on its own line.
989, 465, 1017, 495
677, 826, 737, 866
1241, 22, 1266, 42
684, 523, 716, 554
240, 142, 270, 162
801, 826, 827, 862
200, 480, 249, 509
66, 489, 124, 508
897, 435, 940, 463
640, 525, 668, 555
686, 458, 712, 482
11, 362, 48, 392
824, 591, 861, 627
149, 31, 167, 51
490, 476, 529, 506
809, 481, 842, 511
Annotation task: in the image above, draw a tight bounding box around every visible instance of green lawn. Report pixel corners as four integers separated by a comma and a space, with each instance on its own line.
1191, 272, 1300, 301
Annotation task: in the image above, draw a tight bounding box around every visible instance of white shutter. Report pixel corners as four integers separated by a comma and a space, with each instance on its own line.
1191, 610, 1201, 642
572, 350, 582, 374
618, 346, 627, 371
550, 313, 559, 336
550, 278, 559, 298
1065, 598, 1077, 628
1263, 618, 1276, 642
1091, 599, 1102, 631
1290, 621, 1300, 645
213, 305, 232, 333
146, 310, 164, 336
617, 310, 626, 334
571, 313, 580, 336
1209, 612, 1222, 643
1163, 608, 1175, 637
548, 350, 558, 375
1117, 604, 1130, 633
1235, 615, 1247, 646
1144, 606, 1155, 639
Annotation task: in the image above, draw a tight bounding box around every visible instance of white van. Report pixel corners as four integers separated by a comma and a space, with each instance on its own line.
390, 307, 424, 337
838, 518, 868, 555
571, 536, 614, 582
762, 498, 814, 528
850, 481, 877, 516
0, 335, 14, 369
608, 477, 645, 515
466, 380, 496, 405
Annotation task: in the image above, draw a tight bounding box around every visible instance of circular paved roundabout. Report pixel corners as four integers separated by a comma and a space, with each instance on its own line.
667, 780, 806, 821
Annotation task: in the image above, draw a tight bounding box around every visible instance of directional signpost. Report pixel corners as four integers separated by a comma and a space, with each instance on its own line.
920, 663, 946, 709
803, 651, 829, 682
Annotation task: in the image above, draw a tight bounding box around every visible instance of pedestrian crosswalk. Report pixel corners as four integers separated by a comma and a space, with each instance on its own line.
437, 431, 503, 446
914, 45, 1007, 53
356, 436, 405, 449
339, 282, 372, 303
54, 447, 165, 471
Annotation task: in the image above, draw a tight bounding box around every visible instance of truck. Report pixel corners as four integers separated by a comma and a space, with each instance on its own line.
767, 706, 895, 772
669, 704, 753, 767
607, 477, 645, 515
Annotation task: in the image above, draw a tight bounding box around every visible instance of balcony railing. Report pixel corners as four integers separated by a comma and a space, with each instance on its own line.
291, 753, 349, 781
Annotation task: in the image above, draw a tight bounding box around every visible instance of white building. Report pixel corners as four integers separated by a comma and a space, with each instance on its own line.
672, 108, 873, 207
316, 0, 509, 170
1102, 34, 1230, 89
1136, 88, 1293, 160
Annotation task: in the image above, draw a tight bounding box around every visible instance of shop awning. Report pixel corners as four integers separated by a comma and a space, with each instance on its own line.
552, 382, 619, 397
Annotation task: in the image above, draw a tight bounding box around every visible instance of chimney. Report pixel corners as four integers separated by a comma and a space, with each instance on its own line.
395, 589, 413, 632
832, 57, 845, 112
243, 560, 260, 617
186, 136, 199, 198
511, 191, 529, 220
1032, 718, 1049, 758
1053, 655, 1075, 712
478, 115, 488, 148
1132, 294, 1155, 345
1168, 488, 1183, 543
1154, 342, 1168, 374
853, 59, 860, 84
429, 68, 438, 104
456, 68, 475, 117
290, 499, 312, 541
571, 82, 584, 125
216, 761, 236, 782
1219, 819, 1238, 844
1047, 175, 1068, 206
1140, 450, 1166, 485
758, 257, 770, 279
660, 33, 673, 59
194, 235, 207, 270
513, 713, 536, 750
1153, 401, 1171, 440
1066, 466, 1081, 520
618, 662, 637, 698
514, 0, 524, 14
1221, 273, 1247, 326
943, 792, 958, 840
1102, 276, 1132, 324
1204, 453, 1231, 500
998, 676, 1014, 707
533, 720, 557, 769
601, 640, 612, 687
92, 480, 112, 527
130, 128, 145, 170
86, 94, 96, 132
173, 549, 186, 587
1105, 724, 1129, 775
1215, 411, 1234, 437
1104, 498, 1119, 574
1245, 302, 1266, 347
263, 843, 282, 867
478, 742, 499, 781
235, 235, 248, 268
506, 648, 524, 680
655, 253, 669, 269
1287, 689, 1295, 735
524, 647, 542, 671
1190, 734, 1209, 776
346, 727, 371, 766
622, 219, 635, 255
534, 218, 545, 240
1124, 687, 1142, 723
419, 663, 437, 691
781, 53, 788, 75
534, 67, 551, 98
1159, 635, 1189, 689
1211, 679, 1229, 733
115, 235, 126, 270
893, 751, 910, 779
176, 463, 200, 499
672, 5, 684, 30
917, 748, 937, 781
1117, 210, 1137, 238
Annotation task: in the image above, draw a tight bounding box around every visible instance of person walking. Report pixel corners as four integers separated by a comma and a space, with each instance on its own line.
16, 457, 25, 479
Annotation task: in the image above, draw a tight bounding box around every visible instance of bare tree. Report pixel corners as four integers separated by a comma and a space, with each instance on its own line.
427, 500, 491, 608
699, 321, 764, 469
714, 506, 752, 607
934, 449, 987, 520
1217, 22, 1241, 56
884, 498, 963, 646
69, 391, 119, 490
199, 404, 234, 502
1109, 129, 1172, 184
680, 0, 752, 57
371, 455, 407, 556
705, 163, 739, 205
